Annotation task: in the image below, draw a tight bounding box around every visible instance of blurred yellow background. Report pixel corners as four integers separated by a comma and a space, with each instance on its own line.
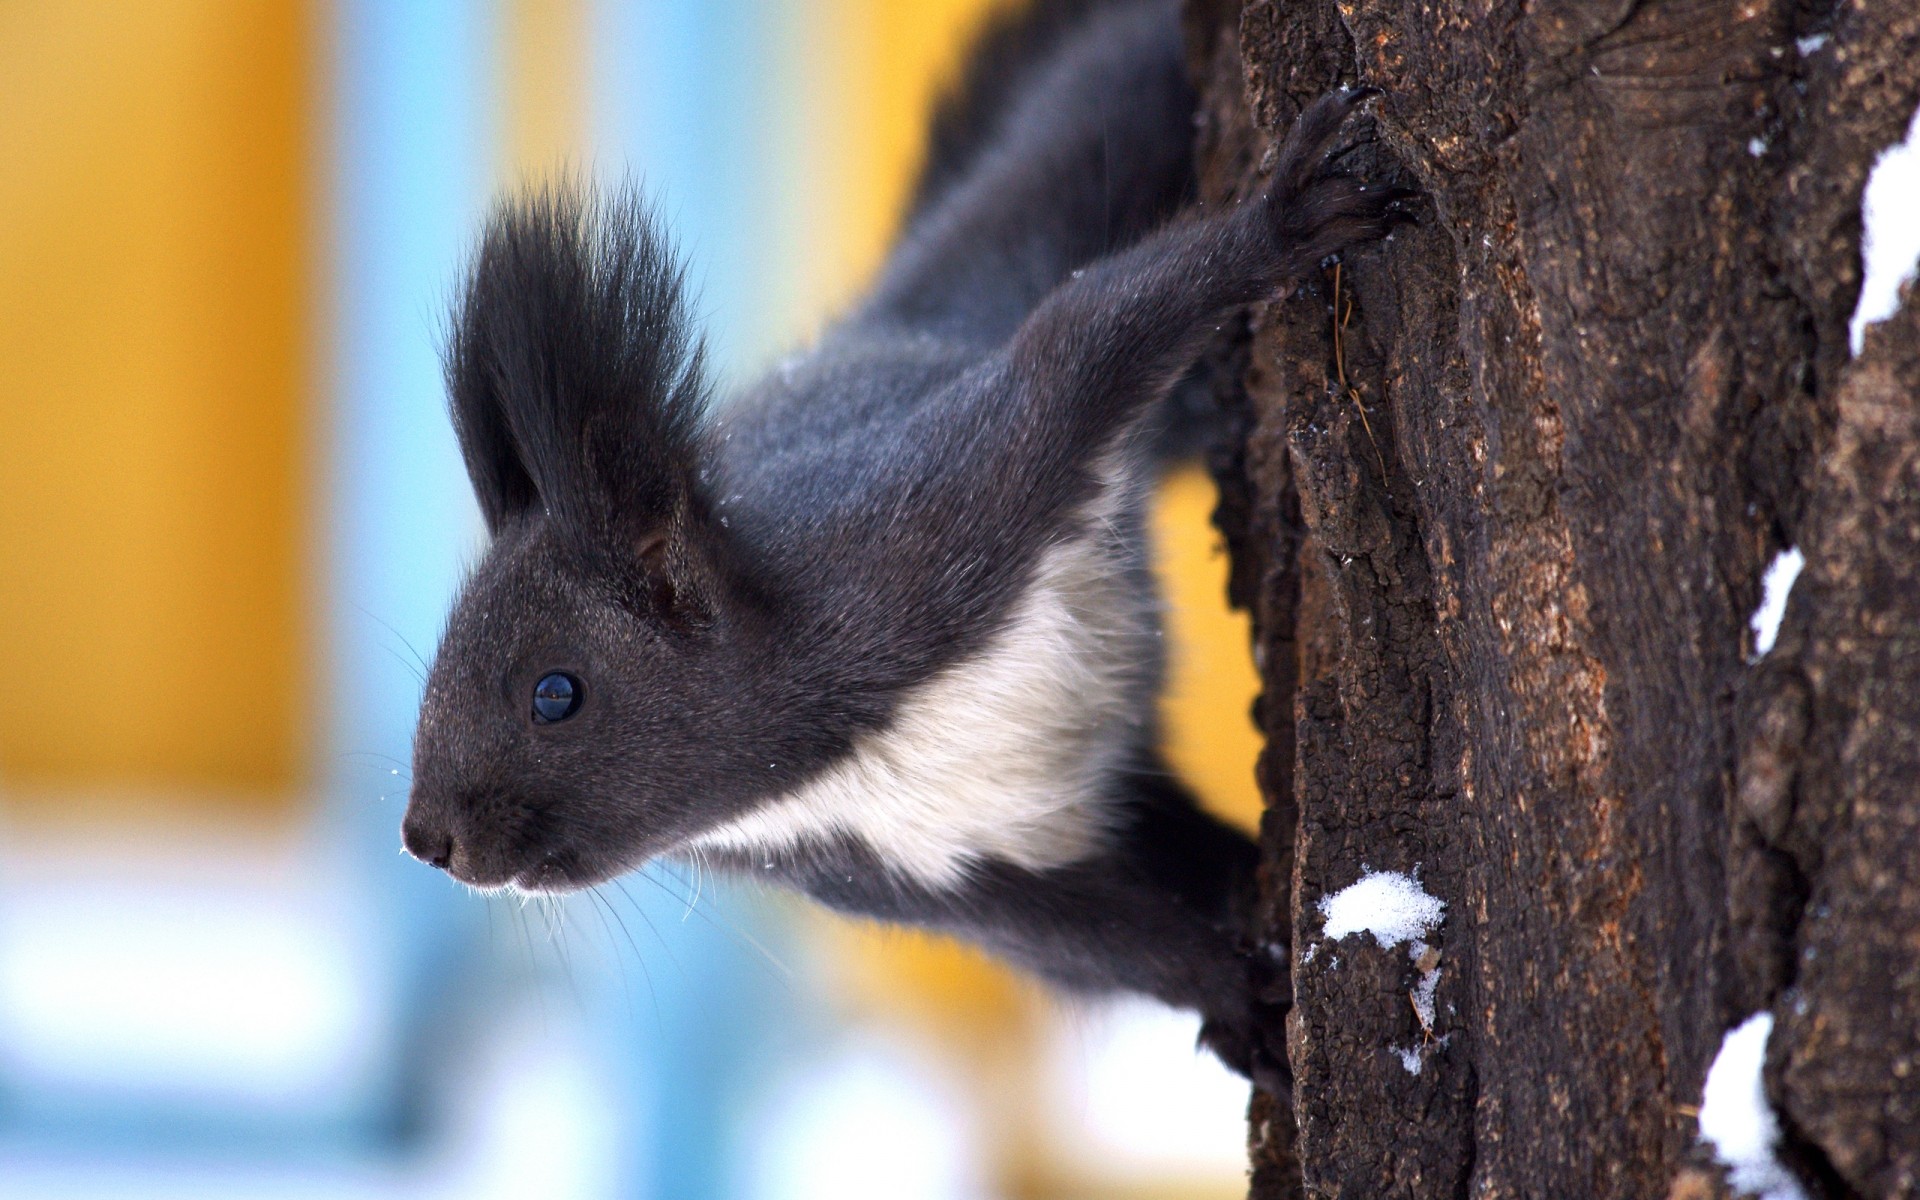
0, 3, 318, 799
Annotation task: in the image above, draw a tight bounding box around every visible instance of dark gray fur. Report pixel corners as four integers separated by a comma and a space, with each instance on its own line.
404, 0, 1412, 1083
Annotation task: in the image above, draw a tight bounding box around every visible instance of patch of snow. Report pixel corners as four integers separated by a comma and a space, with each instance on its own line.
1749, 547, 1804, 660
1748, 137, 1769, 158
1318, 870, 1445, 950
1850, 103, 1920, 355
1390, 1034, 1451, 1078
1795, 33, 1829, 55
1698, 1013, 1810, 1200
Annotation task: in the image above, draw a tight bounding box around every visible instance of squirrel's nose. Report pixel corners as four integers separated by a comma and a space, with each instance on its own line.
401, 812, 455, 870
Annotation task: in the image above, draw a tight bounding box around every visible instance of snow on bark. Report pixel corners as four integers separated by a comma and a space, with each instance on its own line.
1850, 102, 1920, 356
1316, 870, 1445, 949
1698, 1013, 1810, 1200
1748, 548, 1804, 660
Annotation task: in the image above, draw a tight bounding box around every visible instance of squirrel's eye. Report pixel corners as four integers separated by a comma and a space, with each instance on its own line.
532, 672, 582, 723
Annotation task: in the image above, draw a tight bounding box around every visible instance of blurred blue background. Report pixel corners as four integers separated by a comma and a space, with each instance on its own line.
0, 3, 1258, 1196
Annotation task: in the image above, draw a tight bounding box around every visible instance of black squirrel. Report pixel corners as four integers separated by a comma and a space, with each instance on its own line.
402, 0, 1411, 1083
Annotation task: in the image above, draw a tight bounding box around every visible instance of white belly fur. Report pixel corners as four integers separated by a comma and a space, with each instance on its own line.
684, 477, 1154, 890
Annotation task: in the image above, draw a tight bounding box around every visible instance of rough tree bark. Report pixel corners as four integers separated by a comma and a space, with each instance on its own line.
1180, 1, 1920, 1196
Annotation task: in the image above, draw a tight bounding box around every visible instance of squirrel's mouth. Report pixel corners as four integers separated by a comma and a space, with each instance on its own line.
510, 852, 589, 894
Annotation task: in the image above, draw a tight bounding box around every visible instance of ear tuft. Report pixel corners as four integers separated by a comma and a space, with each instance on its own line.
445, 180, 707, 536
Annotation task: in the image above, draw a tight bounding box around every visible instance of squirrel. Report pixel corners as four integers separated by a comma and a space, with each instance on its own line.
401, 0, 1412, 1085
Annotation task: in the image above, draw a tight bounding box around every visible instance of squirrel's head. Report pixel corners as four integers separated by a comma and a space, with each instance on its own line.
403, 184, 769, 891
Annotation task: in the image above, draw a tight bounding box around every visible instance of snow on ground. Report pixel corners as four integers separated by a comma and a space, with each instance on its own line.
1850, 102, 1920, 356
1749, 547, 1804, 660
1698, 1013, 1809, 1200
1318, 870, 1445, 949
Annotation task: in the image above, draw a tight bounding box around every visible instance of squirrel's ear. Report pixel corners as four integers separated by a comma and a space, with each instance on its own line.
444, 342, 540, 534
629, 520, 718, 629
444, 180, 707, 539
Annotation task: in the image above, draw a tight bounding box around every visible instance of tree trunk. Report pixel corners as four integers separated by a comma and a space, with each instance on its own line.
1180, 1, 1920, 1196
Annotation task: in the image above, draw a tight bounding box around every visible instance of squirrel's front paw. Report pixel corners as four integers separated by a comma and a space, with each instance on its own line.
1199, 1006, 1290, 1096
1262, 88, 1419, 271
1197, 950, 1292, 1095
